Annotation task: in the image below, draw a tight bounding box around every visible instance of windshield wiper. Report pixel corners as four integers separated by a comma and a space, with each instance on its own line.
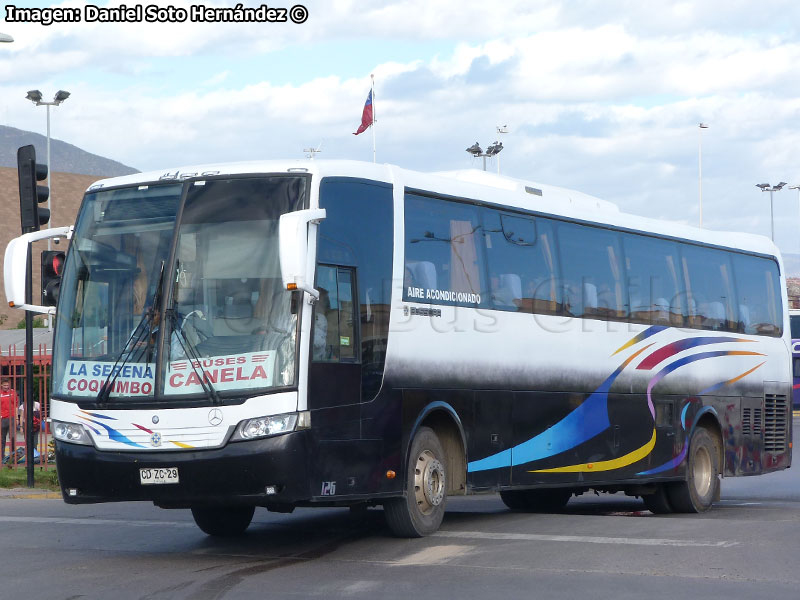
167, 307, 221, 405
96, 261, 165, 405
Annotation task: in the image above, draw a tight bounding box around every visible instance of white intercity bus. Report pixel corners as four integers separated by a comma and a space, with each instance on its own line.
4, 160, 792, 537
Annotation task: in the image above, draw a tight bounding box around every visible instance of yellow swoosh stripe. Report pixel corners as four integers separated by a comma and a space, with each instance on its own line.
529, 429, 657, 473
169, 440, 194, 449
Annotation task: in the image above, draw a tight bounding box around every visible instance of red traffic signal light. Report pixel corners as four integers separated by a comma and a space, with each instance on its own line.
17, 145, 50, 234
41, 250, 65, 306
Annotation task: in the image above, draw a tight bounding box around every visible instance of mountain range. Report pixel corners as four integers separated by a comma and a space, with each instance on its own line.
0, 124, 138, 176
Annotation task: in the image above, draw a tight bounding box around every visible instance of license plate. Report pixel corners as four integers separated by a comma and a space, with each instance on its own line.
139, 467, 179, 485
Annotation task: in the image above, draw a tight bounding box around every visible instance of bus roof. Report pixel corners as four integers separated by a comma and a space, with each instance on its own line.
85, 159, 780, 260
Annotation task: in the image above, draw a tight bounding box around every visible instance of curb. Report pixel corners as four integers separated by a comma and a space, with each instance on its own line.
0, 488, 61, 500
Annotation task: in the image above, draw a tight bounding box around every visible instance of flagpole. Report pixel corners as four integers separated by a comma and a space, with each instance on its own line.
371, 73, 376, 163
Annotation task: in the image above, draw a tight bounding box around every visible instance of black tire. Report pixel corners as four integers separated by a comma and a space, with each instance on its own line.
500, 489, 572, 512
642, 484, 674, 514
191, 505, 255, 537
384, 426, 448, 537
667, 427, 720, 513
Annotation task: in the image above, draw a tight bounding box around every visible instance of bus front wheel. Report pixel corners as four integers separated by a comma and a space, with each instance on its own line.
191, 505, 255, 537
667, 427, 720, 513
384, 426, 448, 537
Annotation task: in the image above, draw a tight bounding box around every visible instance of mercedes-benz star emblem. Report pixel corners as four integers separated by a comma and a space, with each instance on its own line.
208, 408, 223, 426
152, 415, 159, 424
151, 432, 162, 447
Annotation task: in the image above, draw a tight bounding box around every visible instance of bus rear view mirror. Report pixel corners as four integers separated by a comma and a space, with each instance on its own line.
4, 226, 73, 314
278, 208, 326, 300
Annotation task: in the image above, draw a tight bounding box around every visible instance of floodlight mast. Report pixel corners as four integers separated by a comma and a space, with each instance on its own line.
756, 182, 787, 242
466, 137, 504, 172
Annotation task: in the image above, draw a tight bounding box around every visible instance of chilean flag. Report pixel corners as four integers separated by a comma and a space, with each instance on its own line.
353, 89, 373, 135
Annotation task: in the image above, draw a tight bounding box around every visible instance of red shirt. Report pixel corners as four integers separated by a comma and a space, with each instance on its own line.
1, 389, 18, 419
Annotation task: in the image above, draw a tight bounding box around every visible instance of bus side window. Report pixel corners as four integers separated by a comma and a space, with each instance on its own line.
732, 254, 783, 336
557, 222, 626, 320
622, 236, 684, 327
483, 211, 560, 314
404, 194, 488, 307
681, 246, 738, 332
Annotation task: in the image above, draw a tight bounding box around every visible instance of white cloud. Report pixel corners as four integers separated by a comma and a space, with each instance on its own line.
3, 1, 800, 254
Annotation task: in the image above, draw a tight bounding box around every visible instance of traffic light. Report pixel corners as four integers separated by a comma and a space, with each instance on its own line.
17, 144, 50, 233
41, 250, 65, 306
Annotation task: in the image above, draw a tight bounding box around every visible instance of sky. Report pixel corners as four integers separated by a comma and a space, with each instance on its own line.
2, 1, 800, 255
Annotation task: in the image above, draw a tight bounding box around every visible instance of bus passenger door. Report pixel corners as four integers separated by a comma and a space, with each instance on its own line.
307, 264, 362, 438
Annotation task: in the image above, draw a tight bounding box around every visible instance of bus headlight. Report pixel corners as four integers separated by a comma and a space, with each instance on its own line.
232, 413, 298, 441
52, 420, 93, 445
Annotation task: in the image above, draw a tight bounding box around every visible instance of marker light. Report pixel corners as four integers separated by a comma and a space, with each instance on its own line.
52, 420, 92, 445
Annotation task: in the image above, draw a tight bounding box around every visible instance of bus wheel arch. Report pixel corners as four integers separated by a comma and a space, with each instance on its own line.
695, 411, 724, 480
417, 407, 467, 496
384, 425, 448, 537
383, 405, 467, 537
667, 418, 722, 513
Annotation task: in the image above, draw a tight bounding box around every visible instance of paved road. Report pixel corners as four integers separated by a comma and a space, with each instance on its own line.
1, 424, 798, 600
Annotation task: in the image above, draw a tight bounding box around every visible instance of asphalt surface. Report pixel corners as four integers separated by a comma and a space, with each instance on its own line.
0, 420, 797, 600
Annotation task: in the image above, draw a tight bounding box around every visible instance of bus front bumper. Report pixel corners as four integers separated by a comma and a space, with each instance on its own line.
54, 430, 309, 507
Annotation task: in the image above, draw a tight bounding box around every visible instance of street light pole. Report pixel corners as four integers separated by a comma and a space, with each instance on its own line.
789, 185, 800, 252
698, 123, 708, 227
496, 125, 509, 174
756, 182, 787, 242
25, 90, 70, 247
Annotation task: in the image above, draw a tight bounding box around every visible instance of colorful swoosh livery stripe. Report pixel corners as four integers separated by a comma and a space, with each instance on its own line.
79, 410, 117, 420
468, 328, 765, 476
698, 362, 766, 396
74, 412, 196, 449
638, 357, 764, 475
645, 351, 764, 419
468, 343, 653, 473
637, 444, 688, 475
531, 429, 657, 473
170, 440, 195, 449
637, 403, 694, 476
637, 337, 751, 371
612, 325, 667, 356
76, 413, 144, 448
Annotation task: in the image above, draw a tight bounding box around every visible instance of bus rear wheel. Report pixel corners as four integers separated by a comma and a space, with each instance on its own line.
642, 484, 673, 514
667, 427, 719, 513
500, 489, 572, 512
191, 505, 255, 537
384, 426, 447, 537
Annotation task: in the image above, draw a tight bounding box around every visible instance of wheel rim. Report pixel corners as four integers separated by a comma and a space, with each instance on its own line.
692, 445, 713, 498
414, 449, 445, 515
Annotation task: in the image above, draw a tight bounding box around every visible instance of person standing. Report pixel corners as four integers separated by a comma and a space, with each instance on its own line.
1, 377, 19, 463
18, 395, 41, 458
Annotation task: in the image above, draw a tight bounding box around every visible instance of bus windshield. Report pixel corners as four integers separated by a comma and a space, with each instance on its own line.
51, 175, 308, 403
